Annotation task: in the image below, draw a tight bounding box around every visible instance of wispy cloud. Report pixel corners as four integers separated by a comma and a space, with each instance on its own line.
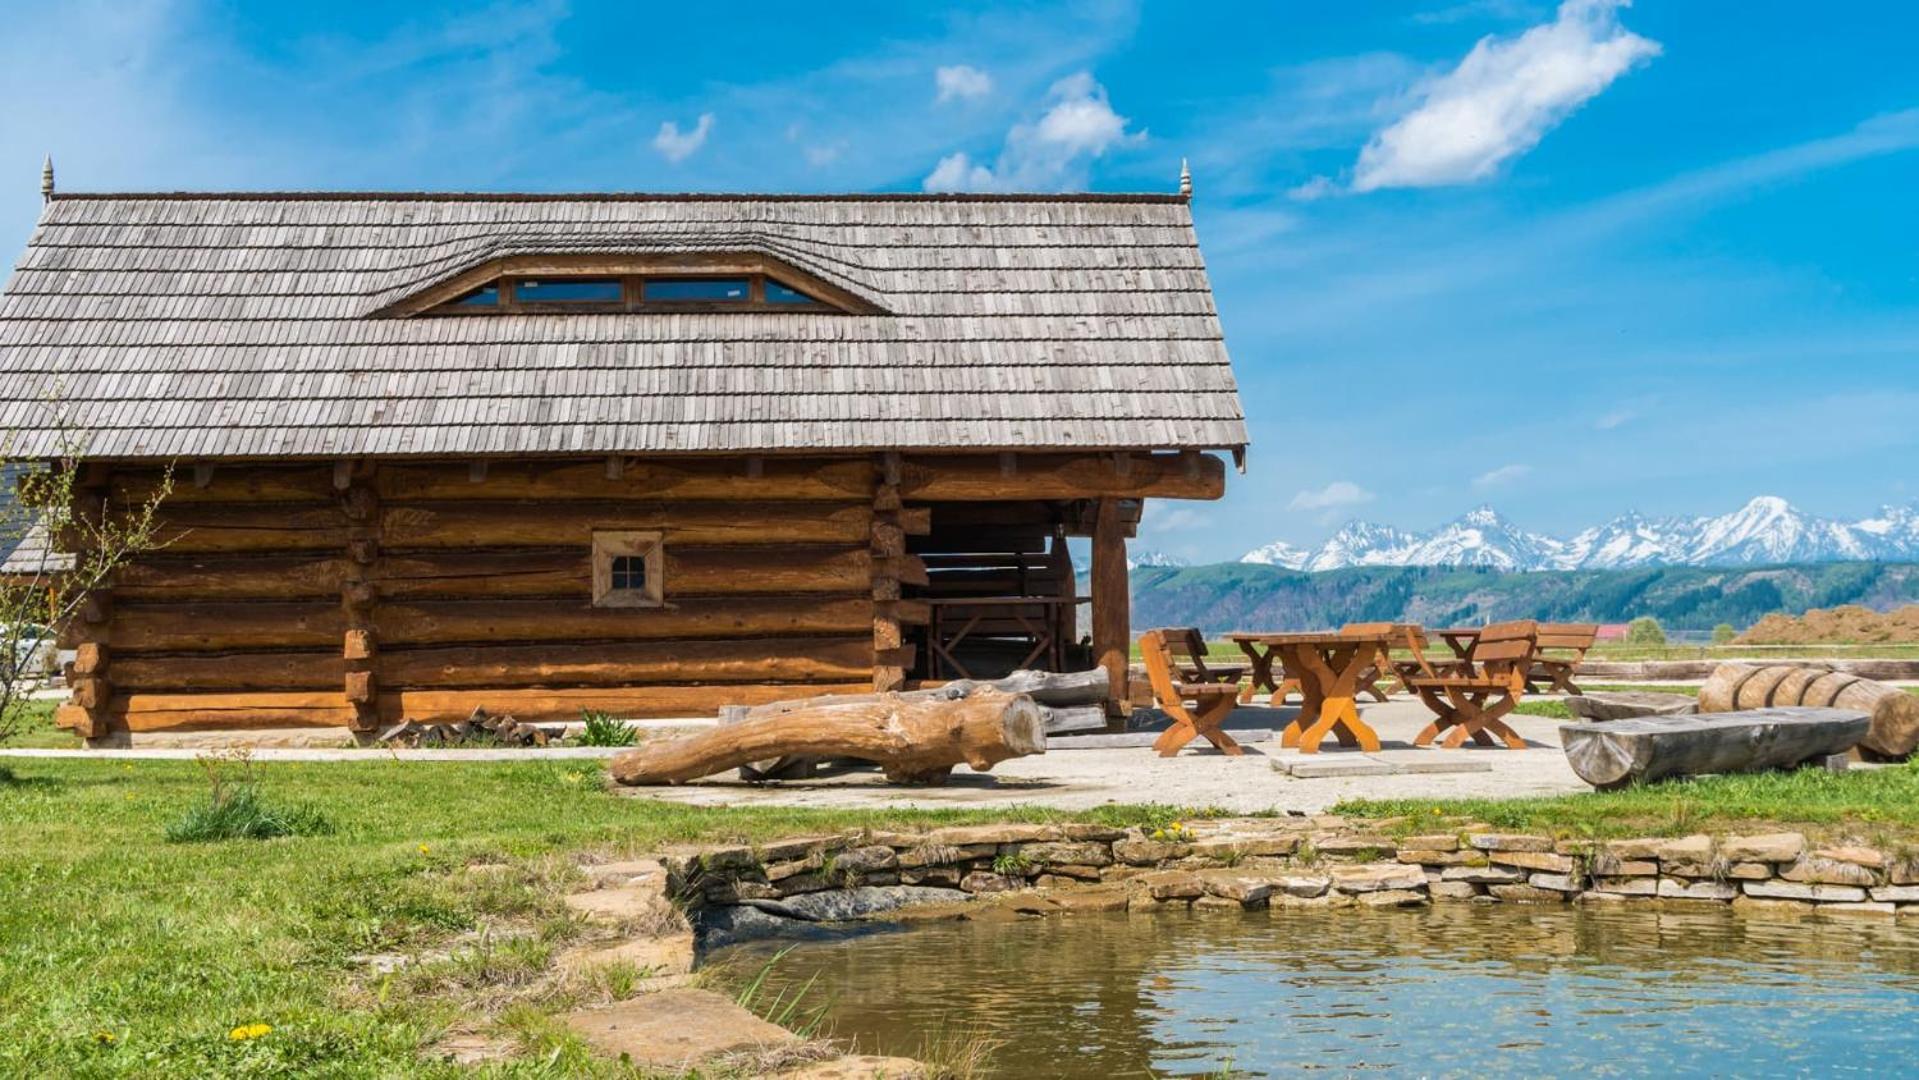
1473, 464, 1533, 487
935, 64, 993, 103
652, 113, 714, 163
923, 72, 1142, 192
1593, 408, 1635, 430
1288, 481, 1377, 512
1352, 0, 1659, 192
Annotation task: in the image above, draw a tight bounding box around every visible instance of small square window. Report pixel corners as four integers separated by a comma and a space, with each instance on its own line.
592, 531, 664, 608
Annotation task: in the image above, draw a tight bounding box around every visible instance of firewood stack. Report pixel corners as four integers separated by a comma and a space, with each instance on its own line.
377, 707, 551, 748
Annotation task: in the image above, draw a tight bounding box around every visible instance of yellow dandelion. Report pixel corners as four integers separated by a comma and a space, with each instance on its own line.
93, 1029, 117, 1045
418, 844, 430, 855
228, 1023, 272, 1041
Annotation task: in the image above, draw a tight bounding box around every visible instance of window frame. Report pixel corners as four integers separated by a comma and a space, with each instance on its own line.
591, 530, 665, 609
427, 272, 829, 316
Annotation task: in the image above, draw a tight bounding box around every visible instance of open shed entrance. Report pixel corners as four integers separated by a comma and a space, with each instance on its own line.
907, 502, 1092, 681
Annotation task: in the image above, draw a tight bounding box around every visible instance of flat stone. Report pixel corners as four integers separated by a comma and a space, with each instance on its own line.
561, 990, 795, 1070
1133, 870, 1206, 901
1429, 881, 1481, 900
757, 836, 849, 863
1815, 846, 1887, 869
1869, 885, 1919, 903
1604, 838, 1666, 860
766, 856, 824, 882
1732, 895, 1817, 917
1655, 835, 1714, 863
1888, 861, 1919, 886
1272, 874, 1331, 898
1575, 890, 1631, 904
1047, 888, 1131, 913
707, 880, 780, 903
1529, 873, 1583, 893
1113, 839, 1192, 865
1489, 884, 1567, 903
1589, 855, 1657, 877
1726, 862, 1775, 881
1489, 851, 1575, 874
1314, 836, 1398, 856
1019, 841, 1114, 868
775, 873, 832, 897
1400, 834, 1460, 852
1397, 850, 1485, 867
557, 931, 695, 979
1284, 758, 1395, 778
1590, 877, 1658, 896
1657, 879, 1738, 901
780, 1054, 924, 1079
1467, 833, 1553, 853
1662, 860, 1723, 880
1719, 833, 1805, 864
1782, 856, 1877, 887
1442, 865, 1527, 885
563, 886, 674, 925
898, 843, 995, 869
1058, 824, 1128, 842
1564, 691, 1698, 721
1330, 864, 1427, 894
960, 872, 1022, 894
834, 846, 900, 874
1035, 864, 1103, 883
1194, 869, 1277, 904
900, 866, 961, 888
771, 886, 971, 922
581, 858, 670, 889
1195, 894, 1247, 910
1359, 888, 1427, 908
925, 824, 1059, 846
1821, 902, 1897, 917
1743, 880, 1867, 903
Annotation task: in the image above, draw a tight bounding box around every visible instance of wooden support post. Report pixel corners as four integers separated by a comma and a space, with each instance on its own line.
871, 459, 906, 692
1049, 532, 1078, 647
340, 468, 382, 733
1091, 497, 1130, 719
59, 469, 116, 742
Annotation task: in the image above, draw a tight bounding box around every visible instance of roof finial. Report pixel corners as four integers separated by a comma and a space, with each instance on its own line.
1178, 157, 1192, 199
40, 156, 54, 203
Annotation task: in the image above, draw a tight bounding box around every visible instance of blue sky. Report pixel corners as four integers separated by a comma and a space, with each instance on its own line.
1, 0, 1915, 562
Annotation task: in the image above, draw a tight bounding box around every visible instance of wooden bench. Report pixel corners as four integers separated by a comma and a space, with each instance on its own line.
1139, 628, 1246, 757
1341, 621, 1425, 699
1527, 622, 1598, 694
1405, 620, 1538, 749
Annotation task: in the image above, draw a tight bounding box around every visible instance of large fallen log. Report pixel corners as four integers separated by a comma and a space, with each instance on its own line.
610, 688, 1044, 786
1559, 706, 1870, 789
1698, 662, 1919, 759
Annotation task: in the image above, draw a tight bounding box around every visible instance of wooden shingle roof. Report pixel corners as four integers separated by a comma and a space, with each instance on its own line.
0, 191, 1246, 459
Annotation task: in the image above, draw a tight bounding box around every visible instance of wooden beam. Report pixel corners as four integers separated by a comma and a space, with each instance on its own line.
900, 452, 1225, 501
1091, 497, 1130, 717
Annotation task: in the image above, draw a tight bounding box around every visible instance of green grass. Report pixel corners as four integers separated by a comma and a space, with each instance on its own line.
1338, 759, 1919, 844
8, 697, 78, 748
0, 758, 1155, 1076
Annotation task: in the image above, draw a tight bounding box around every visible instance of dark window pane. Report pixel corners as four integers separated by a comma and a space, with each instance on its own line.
516, 278, 623, 303
765, 280, 820, 305
643, 278, 750, 302
610, 554, 647, 591
451, 283, 499, 306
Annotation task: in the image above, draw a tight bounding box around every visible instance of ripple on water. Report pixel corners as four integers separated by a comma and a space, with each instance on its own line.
716, 903, 1919, 1077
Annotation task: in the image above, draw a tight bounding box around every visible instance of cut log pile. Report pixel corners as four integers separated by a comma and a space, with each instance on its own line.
609, 682, 1055, 787
1698, 662, 1919, 760
377, 707, 550, 748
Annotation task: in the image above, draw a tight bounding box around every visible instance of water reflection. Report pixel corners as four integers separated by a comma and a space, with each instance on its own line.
717, 904, 1919, 1077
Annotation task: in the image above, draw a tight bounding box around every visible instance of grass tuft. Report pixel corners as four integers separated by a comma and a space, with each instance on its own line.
164, 785, 335, 843
574, 709, 637, 747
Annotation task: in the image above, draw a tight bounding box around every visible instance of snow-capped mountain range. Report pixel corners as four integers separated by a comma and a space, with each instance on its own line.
1241, 497, 1919, 572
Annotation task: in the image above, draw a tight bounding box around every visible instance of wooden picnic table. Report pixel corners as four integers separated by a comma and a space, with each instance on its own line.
1436, 627, 1481, 661
1228, 631, 1392, 754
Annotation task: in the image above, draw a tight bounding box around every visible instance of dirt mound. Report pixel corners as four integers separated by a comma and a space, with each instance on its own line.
1737, 604, 1919, 644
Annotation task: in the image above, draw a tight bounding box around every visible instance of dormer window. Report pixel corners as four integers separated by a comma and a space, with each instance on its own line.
417, 268, 849, 316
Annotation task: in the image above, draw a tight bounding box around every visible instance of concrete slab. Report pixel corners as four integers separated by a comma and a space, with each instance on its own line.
1280, 757, 1396, 778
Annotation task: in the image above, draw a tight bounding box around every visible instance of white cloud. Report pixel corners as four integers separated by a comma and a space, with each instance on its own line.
1473, 463, 1533, 487
1287, 481, 1376, 512
935, 64, 992, 103
652, 112, 714, 163
1352, 0, 1659, 192
922, 72, 1142, 192
1143, 503, 1210, 532
1593, 408, 1635, 430
1287, 176, 1341, 202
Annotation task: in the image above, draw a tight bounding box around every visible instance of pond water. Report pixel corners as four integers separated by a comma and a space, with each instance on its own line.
716, 904, 1919, 1077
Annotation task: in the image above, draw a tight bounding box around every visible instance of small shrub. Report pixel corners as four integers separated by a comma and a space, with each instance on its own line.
576, 709, 637, 747
990, 851, 1032, 876
1711, 623, 1737, 645
165, 784, 333, 843
1625, 616, 1667, 645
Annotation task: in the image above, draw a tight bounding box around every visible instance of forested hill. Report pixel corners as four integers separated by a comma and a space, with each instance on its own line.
1117, 561, 1919, 635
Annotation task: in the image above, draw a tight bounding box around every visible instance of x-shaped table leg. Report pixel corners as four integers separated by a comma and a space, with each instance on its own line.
1152, 694, 1244, 757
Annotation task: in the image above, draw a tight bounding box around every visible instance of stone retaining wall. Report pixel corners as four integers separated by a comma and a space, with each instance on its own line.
658, 817, 1919, 918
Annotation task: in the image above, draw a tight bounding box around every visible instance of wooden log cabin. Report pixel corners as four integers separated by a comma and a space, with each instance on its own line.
0, 182, 1246, 741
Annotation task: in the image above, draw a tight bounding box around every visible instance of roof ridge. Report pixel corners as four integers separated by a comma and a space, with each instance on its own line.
51, 190, 1189, 205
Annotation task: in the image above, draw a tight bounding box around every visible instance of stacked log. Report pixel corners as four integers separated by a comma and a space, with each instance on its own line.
1699, 663, 1919, 759
1560, 707, 1869, 789
609, 687, 1045, 786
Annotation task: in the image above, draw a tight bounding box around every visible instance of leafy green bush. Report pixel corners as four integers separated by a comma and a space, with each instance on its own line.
165, 785, 333, 843
1625, 616, 1667, 645
1711, 623, 1737, 645
576, 709, 637, 747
